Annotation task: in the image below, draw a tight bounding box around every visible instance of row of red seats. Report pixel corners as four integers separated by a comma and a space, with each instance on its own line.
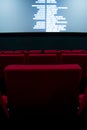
0, 64, 82, 118
0, 52, 87, 78
0, 50, 87, 54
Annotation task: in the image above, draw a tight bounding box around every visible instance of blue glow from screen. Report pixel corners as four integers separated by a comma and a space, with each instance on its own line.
0, 0, 87, 32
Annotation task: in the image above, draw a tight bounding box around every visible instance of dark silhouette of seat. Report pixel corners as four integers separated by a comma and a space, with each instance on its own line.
4, 64, 81, 118
61, 53, 87, 77
28, 54, 59, 64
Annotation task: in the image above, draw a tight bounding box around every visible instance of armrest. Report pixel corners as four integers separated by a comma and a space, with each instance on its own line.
2, 95, 8, 106
0, 91, 9, 118
78, 94, 85, 115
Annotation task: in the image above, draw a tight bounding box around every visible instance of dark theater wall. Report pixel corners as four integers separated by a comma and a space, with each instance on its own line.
0, 36, 87, 50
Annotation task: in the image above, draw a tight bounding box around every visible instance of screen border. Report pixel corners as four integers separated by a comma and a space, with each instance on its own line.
0, 32, 87, 37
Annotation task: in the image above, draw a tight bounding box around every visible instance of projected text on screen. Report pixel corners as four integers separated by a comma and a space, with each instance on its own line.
32, 0, 68, 32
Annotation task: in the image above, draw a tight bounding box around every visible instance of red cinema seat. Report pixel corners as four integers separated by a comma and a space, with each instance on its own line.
79, 50, 87, 54
61, 54, 87, 77
1, 50, 28, 54
0, 54, 25, 78
44, 50, 57, 54
60, 50, 72, 53
13, 50, 22, 53
0, 51, 14, 54
14, 50, 28, 54
4, 64, 81, 118
71, 50, 84, 53
0, 92, 9, 119
61, 50, 85, 54
28, 54, 59, 64
29, 50, 42, 54
0, 51, 3, 53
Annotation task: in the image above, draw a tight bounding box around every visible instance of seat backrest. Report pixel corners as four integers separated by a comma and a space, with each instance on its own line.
44, 50, 57, 54
61, 54, 87, 77
71, 50, 84, 53
13, 50, 23, 53
29, 50, 42, 54
2, 50, 27, 54
4, 64, 82, 117
61, 50, 84, 54
0, 54, 25, 65
0, 51, 14, 54
60, 50, 72, 53
28, 54, 59, 64
0, 54, 25, 78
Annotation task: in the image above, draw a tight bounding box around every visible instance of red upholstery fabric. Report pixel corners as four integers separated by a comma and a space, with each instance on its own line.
71, 50, 84, 53
14, 50, 28, 53
61, 54, 87, 77
0, 50, 27, 54
29, 50, 42, 54
44, 50, 57, 53
0, 54, 25, 78
0, 54, 25, 64
60, 50, 72, 53
61, 50, 84, 54
78, 94, 85, 115
2, 96, 8, 105
1, 51, 14, 54
0, 92, 9, 118
4, 64, 82, 117
28, 54, 58, 64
